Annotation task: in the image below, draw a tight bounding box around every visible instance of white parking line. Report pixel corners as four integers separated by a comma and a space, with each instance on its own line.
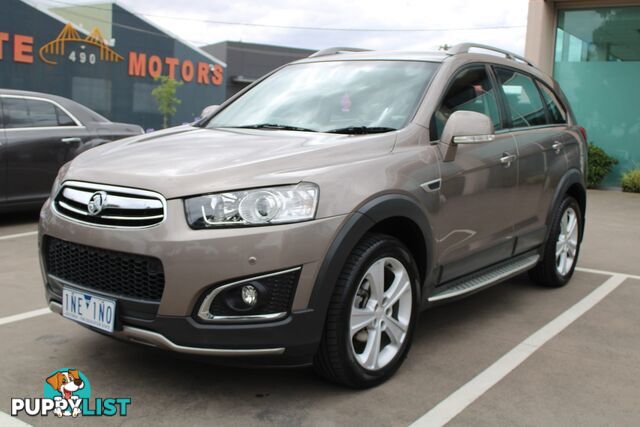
410, 273, 628, 427
0, 308, 51, 326
0, 231, 37, 241
576, 266, 640, 281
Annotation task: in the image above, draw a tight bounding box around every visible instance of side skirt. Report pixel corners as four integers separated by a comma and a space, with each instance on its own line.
427, 252, 540, 303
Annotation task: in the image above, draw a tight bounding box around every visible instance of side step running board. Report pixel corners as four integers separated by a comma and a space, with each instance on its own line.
429, 254, 540, 302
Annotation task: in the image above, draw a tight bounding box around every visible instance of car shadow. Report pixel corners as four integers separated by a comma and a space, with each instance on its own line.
75, 273, 547, 397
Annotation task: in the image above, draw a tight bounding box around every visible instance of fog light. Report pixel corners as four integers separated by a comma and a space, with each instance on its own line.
241, 285, 258, 307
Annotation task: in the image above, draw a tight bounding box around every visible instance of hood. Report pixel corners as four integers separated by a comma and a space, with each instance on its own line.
65, 125, 397, 199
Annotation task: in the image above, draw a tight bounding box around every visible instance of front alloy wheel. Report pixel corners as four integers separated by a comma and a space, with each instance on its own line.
314, 233, 419, 388
350, 257, 412, 370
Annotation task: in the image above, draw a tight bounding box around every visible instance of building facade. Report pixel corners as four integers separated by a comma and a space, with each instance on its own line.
0, 0, 226, 130
203, 41, 314, 100
526, 0, 640, 186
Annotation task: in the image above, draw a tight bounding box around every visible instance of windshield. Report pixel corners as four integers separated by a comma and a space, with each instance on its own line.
205, 60, 438, 133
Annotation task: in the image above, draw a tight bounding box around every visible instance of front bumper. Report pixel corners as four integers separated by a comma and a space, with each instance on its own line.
48, 301, 284, 356
40, 198, 348, 363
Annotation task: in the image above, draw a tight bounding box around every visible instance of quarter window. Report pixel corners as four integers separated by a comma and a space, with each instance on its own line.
431, 66, 501, 140
537, 83, 567, 124
55, 107, 76, 126
495, 68, 547, 128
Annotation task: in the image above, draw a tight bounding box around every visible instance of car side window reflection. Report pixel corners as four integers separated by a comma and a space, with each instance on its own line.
537, 82, 567, 124
431, 66, 501, 141
495, 68, 547, 128
26, 99, 59, 128
2, 97, 77, 129
3, 98, 31, 129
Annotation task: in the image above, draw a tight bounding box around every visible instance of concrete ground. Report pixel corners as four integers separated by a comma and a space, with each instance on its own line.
0, 190, 638, 426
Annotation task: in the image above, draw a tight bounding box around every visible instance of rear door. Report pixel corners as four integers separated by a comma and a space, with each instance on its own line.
431, 64, 519, 283
492, 67, 569, 254
4, 96, 89, 204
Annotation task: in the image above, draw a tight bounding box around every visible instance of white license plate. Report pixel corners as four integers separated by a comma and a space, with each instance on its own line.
62, 288, 116, 333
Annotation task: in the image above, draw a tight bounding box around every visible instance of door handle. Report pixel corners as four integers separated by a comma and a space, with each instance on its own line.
552, 141, 564, 154
500, 153, 517, 167
61, 137, 82, 144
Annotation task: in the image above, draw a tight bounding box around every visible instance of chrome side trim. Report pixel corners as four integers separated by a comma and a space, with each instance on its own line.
0, 94, 84, 127
48, 302, 285, 356
197, 267, 301, 323
52, 180, 167, 229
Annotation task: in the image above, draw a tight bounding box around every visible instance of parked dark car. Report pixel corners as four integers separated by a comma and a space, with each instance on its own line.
0, 89, 143, 212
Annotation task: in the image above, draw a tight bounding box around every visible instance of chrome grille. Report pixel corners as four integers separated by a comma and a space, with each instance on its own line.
53, 181, 166, 228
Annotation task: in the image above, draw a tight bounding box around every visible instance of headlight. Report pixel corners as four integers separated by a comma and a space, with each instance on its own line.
185, 182, 319, 228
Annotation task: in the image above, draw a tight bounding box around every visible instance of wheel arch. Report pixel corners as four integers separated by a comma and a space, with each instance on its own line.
546, 168, 587, 242
309, 194, 434, 318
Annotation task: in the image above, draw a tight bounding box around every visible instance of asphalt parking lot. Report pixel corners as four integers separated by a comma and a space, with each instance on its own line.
1, 189, 639, 426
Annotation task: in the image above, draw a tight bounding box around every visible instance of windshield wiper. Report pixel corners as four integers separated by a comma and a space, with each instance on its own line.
228, 123, 318, 132
325, 126, 397, 134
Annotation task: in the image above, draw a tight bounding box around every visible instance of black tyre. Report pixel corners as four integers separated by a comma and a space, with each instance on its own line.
313, 233, 420, 388
529, 196, 582, 287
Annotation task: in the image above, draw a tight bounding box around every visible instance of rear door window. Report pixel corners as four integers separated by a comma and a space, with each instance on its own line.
3, 97, 78, 128
26, 99, 59, 127
537, 83, 567, 124
494, 68, 547, 128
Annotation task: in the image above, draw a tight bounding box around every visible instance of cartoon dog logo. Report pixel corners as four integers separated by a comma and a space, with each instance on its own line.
46, 369, 85, 417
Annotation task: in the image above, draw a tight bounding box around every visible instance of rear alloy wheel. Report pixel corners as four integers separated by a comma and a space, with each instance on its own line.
314, 233, 419, 388
555, 206, 579, 277
530, 196, 582, 287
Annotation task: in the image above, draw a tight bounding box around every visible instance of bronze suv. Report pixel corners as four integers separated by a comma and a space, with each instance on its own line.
40, 43, 587, 388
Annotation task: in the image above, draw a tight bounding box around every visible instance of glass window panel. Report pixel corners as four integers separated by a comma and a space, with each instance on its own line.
26, 99, 58, 127
3, 98, 32, 128
72, 77, 112, 115
554, 6, 640, 185
431, 66, 501, 140
209, 61, 438, 133
495, 68, 547, 128
55, 107, 76, 126
132, 83, 158, 114
537, 83, 567, 124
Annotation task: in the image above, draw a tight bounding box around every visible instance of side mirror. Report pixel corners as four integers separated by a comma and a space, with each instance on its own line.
201, 104, 220, 118
440, 111, 495, 162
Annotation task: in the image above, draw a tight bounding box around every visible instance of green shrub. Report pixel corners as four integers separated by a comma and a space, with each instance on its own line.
587, 143, 618, 188
621, 169, 640, 193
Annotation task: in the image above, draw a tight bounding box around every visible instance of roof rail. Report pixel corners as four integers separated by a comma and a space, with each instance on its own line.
448, 43, 535, 68
309, 47, 370, 58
